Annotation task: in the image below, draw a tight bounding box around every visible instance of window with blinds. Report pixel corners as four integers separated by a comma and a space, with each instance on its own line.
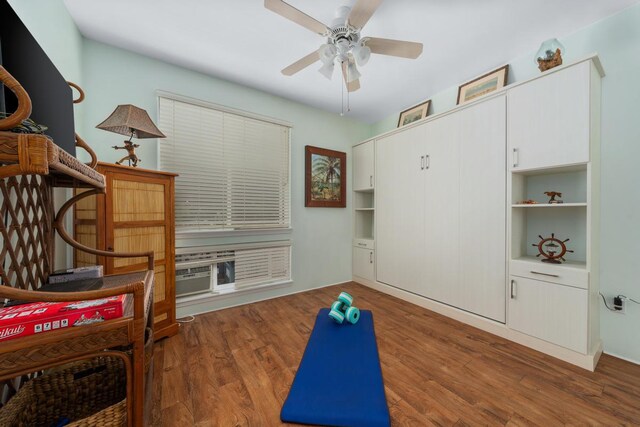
158, 96, 291, 231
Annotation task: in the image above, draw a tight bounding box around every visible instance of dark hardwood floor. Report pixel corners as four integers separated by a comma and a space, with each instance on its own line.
150, 282, 640, 426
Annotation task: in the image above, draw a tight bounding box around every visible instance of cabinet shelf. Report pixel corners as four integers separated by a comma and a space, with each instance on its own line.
512, 203, 587, 208
512, 256, 587, 270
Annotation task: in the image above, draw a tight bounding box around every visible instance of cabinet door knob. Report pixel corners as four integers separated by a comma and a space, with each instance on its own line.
512, 148, 519, 167
107, 246, 113, 251
510, 280, 517, 299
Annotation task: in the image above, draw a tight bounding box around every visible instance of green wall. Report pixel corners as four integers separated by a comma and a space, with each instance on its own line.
371, 4, 640, 363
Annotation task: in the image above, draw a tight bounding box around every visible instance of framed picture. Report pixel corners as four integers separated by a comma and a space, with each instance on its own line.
457, 65, 509, 105
305, 145, 346, 208
397, 100, 431, 128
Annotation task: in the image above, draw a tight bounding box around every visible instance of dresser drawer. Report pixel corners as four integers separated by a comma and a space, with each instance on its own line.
510, 259, 588, 289
353, 238, 374, 250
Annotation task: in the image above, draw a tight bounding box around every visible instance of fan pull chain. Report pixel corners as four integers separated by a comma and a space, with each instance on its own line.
340, 62, 345, 116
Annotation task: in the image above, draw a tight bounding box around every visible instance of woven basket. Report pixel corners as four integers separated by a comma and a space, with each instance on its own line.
0, 356, 127, 427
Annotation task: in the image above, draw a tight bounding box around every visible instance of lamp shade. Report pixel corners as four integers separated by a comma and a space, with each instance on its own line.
318, 61, 335, 79
319, 43, 337, 65
346, 61, 361, 83
96, 104, 165, 139
352, 44, 371, 67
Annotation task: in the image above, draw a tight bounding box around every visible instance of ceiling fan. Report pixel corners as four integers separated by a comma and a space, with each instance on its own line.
265, 0, 423, 92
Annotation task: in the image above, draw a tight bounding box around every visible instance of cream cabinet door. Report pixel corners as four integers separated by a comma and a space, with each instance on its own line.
508, 276, 588, 353
457, 96, 507, 322
508, 61, 591, 171
376, 124, 426, 294
353, 140, 374, 191
421, 112, 460, 303
353, 247, 374, 282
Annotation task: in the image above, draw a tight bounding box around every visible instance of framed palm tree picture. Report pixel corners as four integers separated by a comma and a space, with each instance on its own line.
305, 145, 346, 208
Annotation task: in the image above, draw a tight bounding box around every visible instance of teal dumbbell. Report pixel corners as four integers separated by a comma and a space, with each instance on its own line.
328, 292, 360, 325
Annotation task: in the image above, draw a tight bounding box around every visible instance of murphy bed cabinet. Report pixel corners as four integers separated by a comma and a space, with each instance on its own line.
74, 162, 179, 340
376, 95, 506, 322
354, 54, 604, 370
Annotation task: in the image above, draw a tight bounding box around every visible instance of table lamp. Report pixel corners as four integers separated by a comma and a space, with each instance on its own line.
96, 104, 165, 167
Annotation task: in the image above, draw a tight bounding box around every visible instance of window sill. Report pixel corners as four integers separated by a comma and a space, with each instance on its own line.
176, 228, 293, 239
176, 280, 293, 309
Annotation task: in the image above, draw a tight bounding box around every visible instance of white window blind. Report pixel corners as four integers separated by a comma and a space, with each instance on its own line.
158, 97, 290, 231
234, 246, 291, 289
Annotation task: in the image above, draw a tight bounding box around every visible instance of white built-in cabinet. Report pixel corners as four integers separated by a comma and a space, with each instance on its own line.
508, 61, 591, 171
353, 141, 375, 191
352, 140, 375, 282
354, 55, 604, 369
507, 58, 602, 356
353, 246, 375, 282
376, 96, 506, 322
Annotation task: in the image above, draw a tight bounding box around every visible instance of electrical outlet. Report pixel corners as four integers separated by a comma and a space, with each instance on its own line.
613, 296, 625, 314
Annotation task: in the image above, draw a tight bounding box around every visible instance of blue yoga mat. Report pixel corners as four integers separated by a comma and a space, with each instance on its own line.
281, 308, 390, 427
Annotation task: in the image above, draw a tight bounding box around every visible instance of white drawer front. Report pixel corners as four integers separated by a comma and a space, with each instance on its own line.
353, 238, 374, 250
508, 276, 588, 353
510, 259, 588, 289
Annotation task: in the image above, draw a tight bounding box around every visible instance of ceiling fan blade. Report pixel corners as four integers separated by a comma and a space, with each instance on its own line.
341, 61, 361, 92
265, 0, 328, 35
364, 37, 423, 59
348, 0, 383, 29
282, 50, 320, 75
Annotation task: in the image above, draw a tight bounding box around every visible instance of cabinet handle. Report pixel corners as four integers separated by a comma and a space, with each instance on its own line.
425, 155, 430, 170
357, 243, 366, 247
370, 175, 373, 187
107, 246, 113, 251
512, 148, 519, 167
369, 252, 373, 263
510, 280, 517, 299
530, 271, 559, 278
420, 156, 425, 170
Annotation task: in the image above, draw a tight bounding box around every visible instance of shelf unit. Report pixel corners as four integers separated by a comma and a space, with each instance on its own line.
506, 57, 602, 365
352, 139, 375, 282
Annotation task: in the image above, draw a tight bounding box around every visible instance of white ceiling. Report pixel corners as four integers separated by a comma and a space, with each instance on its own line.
64, 0, 638, 123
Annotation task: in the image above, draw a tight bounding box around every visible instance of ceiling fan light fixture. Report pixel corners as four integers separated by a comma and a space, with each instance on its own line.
318, 60, 335, 80
319, 43, 337, 64
352, 43, 371, 67
346, 60, 361, 82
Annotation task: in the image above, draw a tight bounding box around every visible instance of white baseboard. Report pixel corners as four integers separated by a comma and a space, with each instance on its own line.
356, 276, 601, 371
603, 351, 640, 366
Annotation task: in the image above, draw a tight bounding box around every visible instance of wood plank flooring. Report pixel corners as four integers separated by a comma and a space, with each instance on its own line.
150, 282, 640, 426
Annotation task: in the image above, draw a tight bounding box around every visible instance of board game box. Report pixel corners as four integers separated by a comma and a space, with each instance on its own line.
0, 295, 126, 343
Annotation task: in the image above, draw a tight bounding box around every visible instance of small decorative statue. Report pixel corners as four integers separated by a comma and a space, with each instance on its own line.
112, 141, 141, 167
544, 191, 563, 204
537, 48, 563, 72
533, 233, 573, 264
535, 38, 565, 72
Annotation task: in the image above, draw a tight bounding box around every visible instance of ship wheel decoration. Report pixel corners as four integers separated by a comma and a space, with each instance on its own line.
533, 233, 573, 264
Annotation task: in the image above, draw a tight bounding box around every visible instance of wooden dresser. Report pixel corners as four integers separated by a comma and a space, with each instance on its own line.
74, 162, 178, 339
